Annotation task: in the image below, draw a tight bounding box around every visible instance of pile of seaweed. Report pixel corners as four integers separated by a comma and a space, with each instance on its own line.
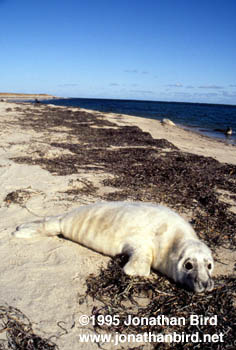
82, 255, 236, 350
11, 105, 236, 249
102, 148, 236, 248
0, 306, 57, 350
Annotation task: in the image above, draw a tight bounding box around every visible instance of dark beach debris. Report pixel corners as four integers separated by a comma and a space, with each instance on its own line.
4, 190, 32, 207
82, 255, 236, 350
0, 305, 58, 350
63, 179, 98, 197
11, 105, 236, 248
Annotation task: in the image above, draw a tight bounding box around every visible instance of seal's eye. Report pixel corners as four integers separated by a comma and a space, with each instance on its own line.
185, 262, 193, 270
208, 263, 212, 270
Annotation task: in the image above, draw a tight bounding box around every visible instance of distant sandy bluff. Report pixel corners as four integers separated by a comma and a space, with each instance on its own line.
0, 92, 57, 100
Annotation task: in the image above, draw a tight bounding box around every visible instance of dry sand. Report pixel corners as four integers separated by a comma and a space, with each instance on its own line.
0, 101, 235, 349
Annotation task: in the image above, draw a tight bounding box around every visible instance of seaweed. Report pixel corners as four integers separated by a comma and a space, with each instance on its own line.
0, 306, 58, 350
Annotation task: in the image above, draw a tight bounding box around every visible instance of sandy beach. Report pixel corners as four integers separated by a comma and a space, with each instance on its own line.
0, 101, 235, 349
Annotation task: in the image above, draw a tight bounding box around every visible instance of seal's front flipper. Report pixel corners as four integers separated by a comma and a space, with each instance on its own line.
123, 249, 152, 277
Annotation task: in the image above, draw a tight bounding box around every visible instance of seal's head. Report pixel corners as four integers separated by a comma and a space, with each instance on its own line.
175, 241, 214, 293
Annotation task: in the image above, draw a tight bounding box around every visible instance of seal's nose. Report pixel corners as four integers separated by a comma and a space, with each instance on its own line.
202, 280, 209, 289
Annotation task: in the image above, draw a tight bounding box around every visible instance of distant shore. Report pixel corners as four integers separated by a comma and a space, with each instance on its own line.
0, 92, 58, 101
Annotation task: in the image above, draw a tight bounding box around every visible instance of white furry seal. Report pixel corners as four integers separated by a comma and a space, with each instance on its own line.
12, 201, 214, 293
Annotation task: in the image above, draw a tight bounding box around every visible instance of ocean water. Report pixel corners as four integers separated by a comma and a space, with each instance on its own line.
42, 98, 236, 144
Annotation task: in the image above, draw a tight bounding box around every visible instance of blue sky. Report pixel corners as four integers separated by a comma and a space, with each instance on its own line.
0, 0, 235, 104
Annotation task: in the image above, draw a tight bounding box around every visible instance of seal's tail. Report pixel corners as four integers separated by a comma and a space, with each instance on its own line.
12, 215, 63, 238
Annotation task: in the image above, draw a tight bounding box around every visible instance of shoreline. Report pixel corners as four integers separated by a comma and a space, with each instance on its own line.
3, 99, 236, 164
39, 98, 236, 146
0, 101, 235, 350
67, 107, 236, 147
180, 123, 235, 146
98, 107, 236, 165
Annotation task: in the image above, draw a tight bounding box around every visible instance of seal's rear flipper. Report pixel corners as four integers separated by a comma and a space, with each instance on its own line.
12, 215, 62, 238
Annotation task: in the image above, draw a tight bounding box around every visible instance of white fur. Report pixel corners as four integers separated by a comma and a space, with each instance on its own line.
13, 201, 214, 293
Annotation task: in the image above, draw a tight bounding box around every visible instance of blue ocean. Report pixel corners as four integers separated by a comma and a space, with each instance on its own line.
42, 98, 236, 144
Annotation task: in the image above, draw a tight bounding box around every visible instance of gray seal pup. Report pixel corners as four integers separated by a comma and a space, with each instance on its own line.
13, 201, 214, 293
